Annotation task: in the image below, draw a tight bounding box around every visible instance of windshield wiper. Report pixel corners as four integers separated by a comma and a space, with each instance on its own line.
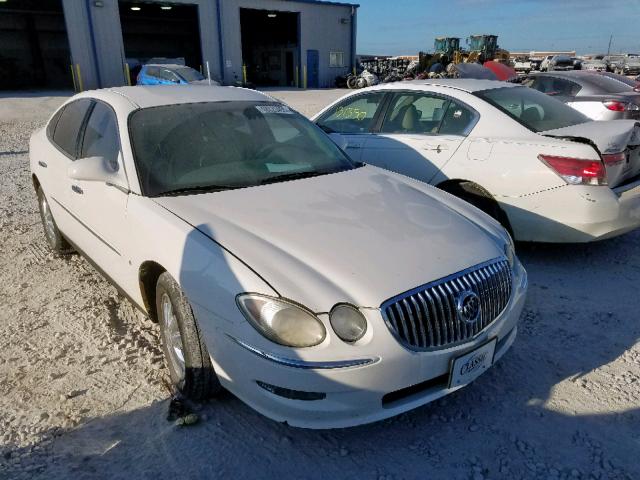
158, 184, 241, 196
318, 124, 336, 134
259, 168, 352, 185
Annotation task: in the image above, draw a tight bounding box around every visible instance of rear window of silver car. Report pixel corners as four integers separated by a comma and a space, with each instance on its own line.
129, 101, 358, 196
475, 86, 589, 133
582, 75, 633, 94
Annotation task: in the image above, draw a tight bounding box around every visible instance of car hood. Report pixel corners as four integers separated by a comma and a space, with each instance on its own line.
153, 166, 504, 311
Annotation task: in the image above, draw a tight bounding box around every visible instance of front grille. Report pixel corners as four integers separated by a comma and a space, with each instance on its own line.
381, 258, 512, 351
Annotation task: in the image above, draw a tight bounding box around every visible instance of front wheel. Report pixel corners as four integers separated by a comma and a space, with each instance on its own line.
156, 272, 221, 400
36, 186, 73, 254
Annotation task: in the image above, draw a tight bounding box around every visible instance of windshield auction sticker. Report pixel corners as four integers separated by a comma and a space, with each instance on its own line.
256, 104, 294, 114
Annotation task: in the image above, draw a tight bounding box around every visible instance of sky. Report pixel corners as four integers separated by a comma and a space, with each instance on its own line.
356, 0, 640, 56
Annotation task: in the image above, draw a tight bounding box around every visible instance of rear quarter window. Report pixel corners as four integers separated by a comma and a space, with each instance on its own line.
51, 99, 93, 158
46, 107, 65, 139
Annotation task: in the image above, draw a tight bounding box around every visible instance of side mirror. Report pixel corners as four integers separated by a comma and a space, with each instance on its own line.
68, 156, 129, 191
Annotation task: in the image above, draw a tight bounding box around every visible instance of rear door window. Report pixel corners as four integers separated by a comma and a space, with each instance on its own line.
316, 93, 385, 134
52, 99, 93, 158
381, 93, 449, 134
380, 93, 477, 136
438, 101, 477, 135
80, 101, 121, 169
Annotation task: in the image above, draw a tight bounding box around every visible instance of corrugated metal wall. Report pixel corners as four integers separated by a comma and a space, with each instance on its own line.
61, 0, 356, 90
221, 0, 356, 87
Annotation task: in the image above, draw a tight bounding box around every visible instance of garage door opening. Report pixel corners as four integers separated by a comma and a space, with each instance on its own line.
0, 0, 72, 90
118, 1, 202, 84
240, 8, 299, 87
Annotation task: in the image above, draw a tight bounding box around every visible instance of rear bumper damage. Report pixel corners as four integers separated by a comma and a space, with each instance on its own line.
501, 181, 640, 242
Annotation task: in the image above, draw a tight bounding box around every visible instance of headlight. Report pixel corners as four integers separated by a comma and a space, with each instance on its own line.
503, 231, 516, 269
329, 304, 367, 343
236, 294, 326, 348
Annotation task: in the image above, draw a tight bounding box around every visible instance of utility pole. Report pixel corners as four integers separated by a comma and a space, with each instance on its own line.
606, 34, 613, 56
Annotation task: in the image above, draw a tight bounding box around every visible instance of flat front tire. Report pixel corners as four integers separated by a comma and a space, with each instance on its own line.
156, 272, 221, 400
36, 186, 73, 254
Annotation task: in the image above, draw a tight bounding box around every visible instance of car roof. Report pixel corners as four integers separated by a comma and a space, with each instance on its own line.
533, 70, 598, 78
368, 79, 518, 93
143, 64, 190, 70
80, 85, 273, 109
530, 71, 601, 84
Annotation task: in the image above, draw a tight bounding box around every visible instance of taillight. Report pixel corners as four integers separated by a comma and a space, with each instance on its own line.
603, 101, 626, 111
603, 101, 640, 112
602, 151, 626, 166
538, 154, 607, 186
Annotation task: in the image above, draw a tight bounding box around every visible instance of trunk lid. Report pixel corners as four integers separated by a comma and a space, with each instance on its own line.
542, 120, 640, 188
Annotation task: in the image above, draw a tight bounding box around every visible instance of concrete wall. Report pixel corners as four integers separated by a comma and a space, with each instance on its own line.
61, 0, 356, 90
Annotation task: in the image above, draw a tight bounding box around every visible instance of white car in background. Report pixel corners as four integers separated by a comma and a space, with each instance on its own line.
313, 80, 640, 243
29, 86, 526, 428
513, 58, 532, 74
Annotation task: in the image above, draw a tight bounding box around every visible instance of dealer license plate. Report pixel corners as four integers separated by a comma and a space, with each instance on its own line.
449, 338, 497, 388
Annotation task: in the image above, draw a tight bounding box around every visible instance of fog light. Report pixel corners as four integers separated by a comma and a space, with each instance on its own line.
256, 381, 326, 401
330, 304, 367, 343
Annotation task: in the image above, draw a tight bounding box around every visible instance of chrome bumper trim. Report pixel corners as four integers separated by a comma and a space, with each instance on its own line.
226, 335, 380, 369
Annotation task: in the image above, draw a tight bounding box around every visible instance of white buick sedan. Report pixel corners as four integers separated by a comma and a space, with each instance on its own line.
30, 86, 527, 428
313, 80, 640, 243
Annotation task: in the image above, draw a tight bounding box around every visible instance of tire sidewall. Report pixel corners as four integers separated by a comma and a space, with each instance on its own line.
155, 273, 220, 399
156, 277, 192, 392
36, 186, 65, 252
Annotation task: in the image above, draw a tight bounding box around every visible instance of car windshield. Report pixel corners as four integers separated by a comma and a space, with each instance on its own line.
129, 101, 359, 196
475, 86, 589, 132
174, 67, 205, 82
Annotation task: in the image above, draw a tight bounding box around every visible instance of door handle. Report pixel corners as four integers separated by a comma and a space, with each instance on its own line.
423, 144, 446, 153
38, 160, 47, 168
71, 185, 83, 194
347, 143, 362, 149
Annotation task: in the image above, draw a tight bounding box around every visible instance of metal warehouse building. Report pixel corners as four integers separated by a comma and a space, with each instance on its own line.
0, 0, 358, 90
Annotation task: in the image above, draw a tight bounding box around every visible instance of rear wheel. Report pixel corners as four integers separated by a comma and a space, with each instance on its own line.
440, 181, 513, 236
36, 186, 73, 254
156, 272, 221, 400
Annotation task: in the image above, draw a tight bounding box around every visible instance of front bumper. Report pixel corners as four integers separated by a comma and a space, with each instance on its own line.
203, 263, 527, 429
501, 181, 640, 242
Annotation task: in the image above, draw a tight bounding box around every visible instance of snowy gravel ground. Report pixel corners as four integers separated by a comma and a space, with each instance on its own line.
0, 88, 639, 480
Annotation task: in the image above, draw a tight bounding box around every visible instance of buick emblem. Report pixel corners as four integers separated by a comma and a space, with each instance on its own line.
456, 290, 481, 324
